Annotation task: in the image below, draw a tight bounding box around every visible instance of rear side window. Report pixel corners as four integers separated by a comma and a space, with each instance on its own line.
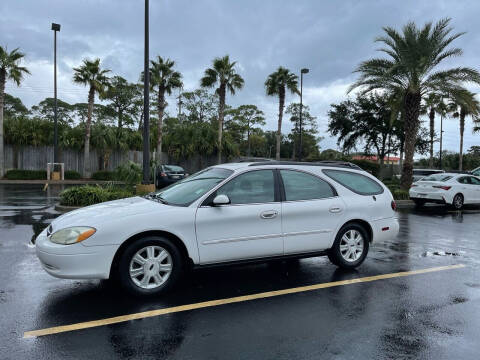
280, 170, 335, 201
323, 169, 384, 195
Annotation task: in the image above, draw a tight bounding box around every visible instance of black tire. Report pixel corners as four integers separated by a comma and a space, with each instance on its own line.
328, 223, 370, 269
451, 193, 464, 210
413, 199, 426, 207
117, 236, 184, 296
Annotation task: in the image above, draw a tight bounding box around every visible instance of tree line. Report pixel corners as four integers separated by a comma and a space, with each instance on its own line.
1, 51, 322, 176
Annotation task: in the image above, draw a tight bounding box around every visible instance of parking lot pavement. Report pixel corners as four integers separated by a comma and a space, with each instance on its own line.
1, 184, 480, 359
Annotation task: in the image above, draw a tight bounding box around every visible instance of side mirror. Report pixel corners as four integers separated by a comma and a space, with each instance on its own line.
213, 194, 230, 206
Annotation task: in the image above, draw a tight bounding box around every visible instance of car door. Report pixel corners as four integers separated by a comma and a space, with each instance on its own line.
195, 169, 283, 264
457, 177, 475, 203
467, 176, 480, 202
280, 169, 345, 254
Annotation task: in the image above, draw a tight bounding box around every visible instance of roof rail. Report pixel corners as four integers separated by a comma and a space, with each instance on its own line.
237, 158, 274, 163
248, 160, 363, 170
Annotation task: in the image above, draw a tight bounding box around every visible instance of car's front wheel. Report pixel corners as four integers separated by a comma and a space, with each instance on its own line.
117, 236, 184, 296
328, 223, 370, 269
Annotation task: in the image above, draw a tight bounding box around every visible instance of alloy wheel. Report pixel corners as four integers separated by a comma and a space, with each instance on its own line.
129, 245, 173, 289
339, 229, 364, 262
453, 195, 463, 210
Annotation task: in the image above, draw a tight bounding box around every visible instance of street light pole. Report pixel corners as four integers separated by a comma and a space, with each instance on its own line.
51, 23, 61, 164
142, 0, 150, 184
298, 68, 309, 161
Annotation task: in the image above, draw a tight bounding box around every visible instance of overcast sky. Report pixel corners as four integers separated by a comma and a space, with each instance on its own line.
2, 0, 480, 154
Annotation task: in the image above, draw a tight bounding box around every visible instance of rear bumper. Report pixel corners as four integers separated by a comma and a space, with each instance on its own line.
371, 217, 399, 243
409, 189, 452, 204
410, 196, 447, 204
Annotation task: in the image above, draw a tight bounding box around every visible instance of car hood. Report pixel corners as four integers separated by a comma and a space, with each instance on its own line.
51, 196, 170, 231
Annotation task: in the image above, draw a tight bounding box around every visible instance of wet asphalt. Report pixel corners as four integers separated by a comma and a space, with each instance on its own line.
1, 184, 480, 359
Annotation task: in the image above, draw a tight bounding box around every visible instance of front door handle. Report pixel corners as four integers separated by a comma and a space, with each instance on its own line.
260, 210, 278, 219
329, 206, 342, 213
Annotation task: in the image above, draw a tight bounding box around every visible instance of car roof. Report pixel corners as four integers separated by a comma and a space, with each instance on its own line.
422, 172, 461, 178
214, 161, 364, 172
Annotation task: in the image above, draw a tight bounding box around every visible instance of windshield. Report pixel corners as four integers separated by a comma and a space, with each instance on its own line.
150, 167, 233, 206
421, 174, 452, 182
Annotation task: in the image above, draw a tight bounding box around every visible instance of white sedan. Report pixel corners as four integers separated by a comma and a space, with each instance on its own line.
409, 173, 480, 209
35, 162, 399, 296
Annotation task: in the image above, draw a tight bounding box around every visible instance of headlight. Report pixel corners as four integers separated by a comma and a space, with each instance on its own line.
50, 227, 96, 245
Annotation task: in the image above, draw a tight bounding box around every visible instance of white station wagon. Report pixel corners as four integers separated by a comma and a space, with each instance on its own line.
35, 162, 399, 295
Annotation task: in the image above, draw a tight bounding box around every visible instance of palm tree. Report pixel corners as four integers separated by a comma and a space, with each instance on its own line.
145, 56, 182, 164
449, 91, 480, 171
265, 67, 299, 160
423, 93, 444, 168
0, 46, 30, 177
349, 18, 480, 189
201, 55, 244, 164
73, 58, 110, 177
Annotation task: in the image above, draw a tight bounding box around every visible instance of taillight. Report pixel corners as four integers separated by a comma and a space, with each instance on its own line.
391, 200, 397, 211
433, 185, 451, 190
410, 184, 417, 188
160, 172, 167, 177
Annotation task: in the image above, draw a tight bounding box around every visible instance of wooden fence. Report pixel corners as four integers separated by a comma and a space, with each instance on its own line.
4, 145, 220, 175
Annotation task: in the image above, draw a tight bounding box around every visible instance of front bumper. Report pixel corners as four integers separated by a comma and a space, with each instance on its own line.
35, 231, 118, 280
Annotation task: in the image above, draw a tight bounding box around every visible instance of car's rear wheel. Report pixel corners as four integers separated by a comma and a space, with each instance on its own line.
328, 223, 370, 269
117, 236, 184, 296
452, 193, 464, 210
413, 199, 426, 207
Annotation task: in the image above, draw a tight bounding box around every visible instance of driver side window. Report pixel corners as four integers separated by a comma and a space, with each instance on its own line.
216, 170, 275, 205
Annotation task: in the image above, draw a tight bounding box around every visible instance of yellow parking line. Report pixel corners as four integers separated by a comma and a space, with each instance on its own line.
23, 264, 465, 338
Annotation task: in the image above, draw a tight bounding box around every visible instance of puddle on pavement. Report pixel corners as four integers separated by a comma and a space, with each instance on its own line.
421, 250, 465, 257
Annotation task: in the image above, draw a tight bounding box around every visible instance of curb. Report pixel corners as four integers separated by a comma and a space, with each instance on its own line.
395, 200, 415, 209
54, 204, 82, 213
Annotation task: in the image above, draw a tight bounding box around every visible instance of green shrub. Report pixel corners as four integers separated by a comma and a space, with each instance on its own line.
64, 170, 82, 180
5, 169, 47, 180
59, 185, 133, 206
114, 161, 142, 187
392, 189, 410, 200
91, 170, 115, 181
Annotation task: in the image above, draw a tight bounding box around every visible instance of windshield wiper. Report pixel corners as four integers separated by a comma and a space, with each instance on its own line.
143, 193, 169, 205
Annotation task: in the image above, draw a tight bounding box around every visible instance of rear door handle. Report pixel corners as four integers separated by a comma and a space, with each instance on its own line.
260, 210, 278, 219
329, 206, 342, 213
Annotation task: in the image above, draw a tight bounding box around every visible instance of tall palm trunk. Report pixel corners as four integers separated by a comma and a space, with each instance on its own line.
217, 84, 226, 164
459, 106, 466, 171
276, 86, 285, 160
428, 107, 435, 168
83, 86, 95, 178
400, 92, 421, 190
156, 87, 166, 164
0, 70, 5, 177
